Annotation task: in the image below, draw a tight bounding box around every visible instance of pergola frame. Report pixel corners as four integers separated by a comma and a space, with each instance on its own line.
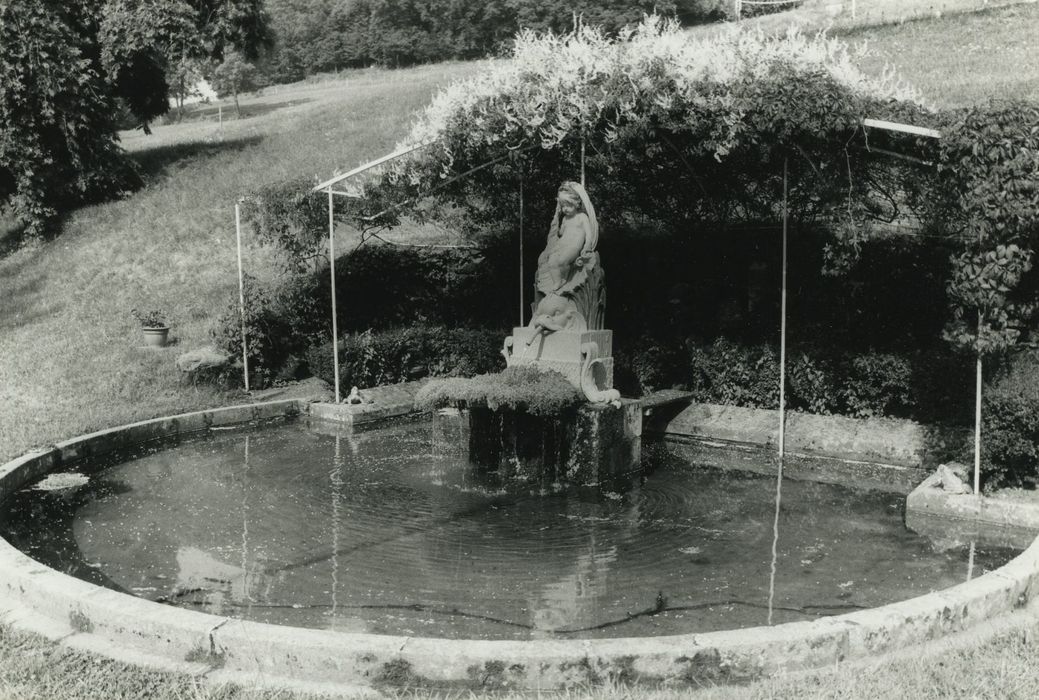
233, 117, 983, 496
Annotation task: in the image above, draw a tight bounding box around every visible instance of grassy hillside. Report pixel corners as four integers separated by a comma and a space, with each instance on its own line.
835, 2, 1039, 107
1, 4, 1039, 699
0, 62, 485, 462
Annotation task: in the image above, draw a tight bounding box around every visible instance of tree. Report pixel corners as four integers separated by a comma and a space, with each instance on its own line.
258, 0, 693, 78
0, 0, 271, 238
169, 57, 207, 121
99, 0, 271, 125
0, 1, 132, 238
211, 51, 264, 118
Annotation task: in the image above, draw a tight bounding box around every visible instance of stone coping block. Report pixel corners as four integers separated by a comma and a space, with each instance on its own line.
306, 380, 427, 426
644, 399, 969, 470
663, 436, 929, 495
1, 398, 1038, 692
906, 473, 1039, 549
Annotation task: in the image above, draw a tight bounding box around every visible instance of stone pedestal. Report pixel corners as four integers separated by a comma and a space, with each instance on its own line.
503, 328, 615, 401
459, 399, 642, 487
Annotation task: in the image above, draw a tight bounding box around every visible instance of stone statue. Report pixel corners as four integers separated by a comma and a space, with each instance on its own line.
504, 181, 616, 404
529, 181, 605, 341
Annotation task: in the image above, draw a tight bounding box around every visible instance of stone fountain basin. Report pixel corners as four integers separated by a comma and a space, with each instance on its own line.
2, 398, 1038, 692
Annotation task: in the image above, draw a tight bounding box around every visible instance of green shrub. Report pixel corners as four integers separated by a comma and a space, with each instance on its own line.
614, 340, 691, 396
981, 350, 1039, 489
305, 325, 504, 389
211, 273, 322, 388
210, 241, 518, 385
416, 366, 583, 416
678, 337, 968, 422
688, 338, 781, 409
840, 352, 915, 418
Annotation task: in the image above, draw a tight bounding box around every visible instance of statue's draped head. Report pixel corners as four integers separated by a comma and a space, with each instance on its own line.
558, 182, 584, 212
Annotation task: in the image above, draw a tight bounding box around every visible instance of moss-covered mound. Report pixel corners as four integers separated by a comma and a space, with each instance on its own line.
415, 366, 583, 416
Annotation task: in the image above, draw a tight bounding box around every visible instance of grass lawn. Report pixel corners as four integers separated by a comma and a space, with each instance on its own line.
2, 4, 1039, 699
834, 1, 1039, 107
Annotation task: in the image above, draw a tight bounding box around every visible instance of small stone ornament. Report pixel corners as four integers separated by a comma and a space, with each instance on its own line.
935, 462, 972, 495
346, 386, 365, 405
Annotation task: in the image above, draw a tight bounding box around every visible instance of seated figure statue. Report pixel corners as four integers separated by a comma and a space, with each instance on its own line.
528, 181, 605, 345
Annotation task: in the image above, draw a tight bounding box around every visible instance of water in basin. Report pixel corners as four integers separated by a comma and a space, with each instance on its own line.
0, 415, 1018, 640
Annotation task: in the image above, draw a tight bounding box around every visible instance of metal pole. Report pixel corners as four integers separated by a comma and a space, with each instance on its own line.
767, 157, 789, 627
974, 345, 982, 497
580, 136, 586, 188
329, 189, 341, 403
778, 158, 788, 459
735, 0, 741, 22
519, 172, 525, 326
234, 202, 250, 393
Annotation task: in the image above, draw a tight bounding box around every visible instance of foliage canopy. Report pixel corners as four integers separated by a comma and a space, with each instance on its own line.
335, 17, 1038, 356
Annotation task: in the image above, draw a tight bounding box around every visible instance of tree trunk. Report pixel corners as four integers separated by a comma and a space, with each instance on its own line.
233, 90, 241, 119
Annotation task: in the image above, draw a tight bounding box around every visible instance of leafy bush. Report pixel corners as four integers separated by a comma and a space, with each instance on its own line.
244, 177, 329, 271
210, 240, 520, 384
617, 336, 972, 422
614, 339, 691, 396
416, 366, 583, 416
841, 352, 914, 418
305, 325, 504, 390
981, 350, 1039, 489
688, 338, 781, 409
211, 273, 322, 388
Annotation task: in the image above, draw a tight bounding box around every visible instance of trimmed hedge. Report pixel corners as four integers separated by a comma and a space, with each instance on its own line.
305, 325, 504, 390
616, 336, 974, 423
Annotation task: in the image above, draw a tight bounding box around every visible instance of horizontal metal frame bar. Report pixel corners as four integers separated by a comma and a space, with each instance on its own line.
313, 141, 435, 193
862, 118, 941, 139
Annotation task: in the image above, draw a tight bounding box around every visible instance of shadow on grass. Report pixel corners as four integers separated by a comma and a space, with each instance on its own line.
0, 133, 263, 265
130, 134, 264, 180
0, 272, 54, 332
0, 213, 29, 259
169, 97, 313, 125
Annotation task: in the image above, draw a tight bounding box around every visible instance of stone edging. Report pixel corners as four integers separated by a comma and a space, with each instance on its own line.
1, 399, 1038, 691
907, 473, 1039, 550
644, 397, 963, 493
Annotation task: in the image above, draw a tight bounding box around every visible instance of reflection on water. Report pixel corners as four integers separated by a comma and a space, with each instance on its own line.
0, 416, 1021, 640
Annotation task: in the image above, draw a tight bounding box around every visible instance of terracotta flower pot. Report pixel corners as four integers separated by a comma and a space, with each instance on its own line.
142, 326, 170, 347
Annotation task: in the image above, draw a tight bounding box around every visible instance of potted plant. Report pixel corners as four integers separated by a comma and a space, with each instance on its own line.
132, 308, 170, 347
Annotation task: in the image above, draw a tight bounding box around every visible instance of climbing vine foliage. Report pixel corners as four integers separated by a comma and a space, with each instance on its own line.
937, 102, 1039, 353
336, 16, 1038, 356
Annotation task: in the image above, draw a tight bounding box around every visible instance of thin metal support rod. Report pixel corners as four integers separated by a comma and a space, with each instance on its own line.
234, 202, 250, 393
329, 189, 341, 403
519, 172, 525, 326
767, 157, 789, 626
974, 344, 982, 497
580, 136, 586, 188
778, 157, 789, 459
